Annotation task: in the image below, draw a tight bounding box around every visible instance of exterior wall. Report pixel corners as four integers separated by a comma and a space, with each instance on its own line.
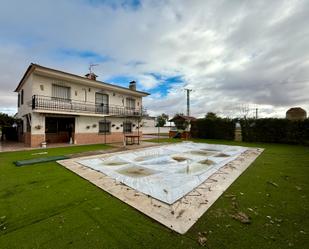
23, 114, 142, 147
142, 126, 170, 134
74, 116, 141, 144
31, 112, 45, 135
75, 116, 140, 134
74, 131, 141, 145
141, 117, 172, 134
16, 75, 33, 120
32, 74, 142, 109
30, 134, 46, 147
24, 132, 31, 146
24, 132, 45, 147
16, 75, 34, 135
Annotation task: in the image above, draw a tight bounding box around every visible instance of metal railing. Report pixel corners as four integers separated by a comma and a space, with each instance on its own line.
31, 95, 145, 117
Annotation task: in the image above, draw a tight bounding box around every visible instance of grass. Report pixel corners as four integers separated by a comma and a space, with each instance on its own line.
0, 140, 308, 249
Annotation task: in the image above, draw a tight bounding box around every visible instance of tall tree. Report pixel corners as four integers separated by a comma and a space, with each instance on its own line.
0, 113, 16, 127
205, 112, 218, 120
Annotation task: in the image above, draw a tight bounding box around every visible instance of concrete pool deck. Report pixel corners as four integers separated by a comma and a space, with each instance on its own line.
58, 144, 263, 234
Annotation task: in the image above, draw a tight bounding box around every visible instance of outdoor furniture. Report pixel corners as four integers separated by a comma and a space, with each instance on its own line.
125, 135, 140, 145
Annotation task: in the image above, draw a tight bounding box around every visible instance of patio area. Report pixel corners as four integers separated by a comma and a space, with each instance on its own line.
0, 139, 159, 153
0, 140, 30, 152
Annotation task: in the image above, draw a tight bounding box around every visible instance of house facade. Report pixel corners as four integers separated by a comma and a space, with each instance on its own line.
14, 64, 149, 147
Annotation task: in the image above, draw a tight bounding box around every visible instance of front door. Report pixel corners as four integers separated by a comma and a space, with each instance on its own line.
95, 93, 109, 114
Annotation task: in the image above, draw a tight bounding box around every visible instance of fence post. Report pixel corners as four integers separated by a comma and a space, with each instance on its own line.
234, 122, 242, 142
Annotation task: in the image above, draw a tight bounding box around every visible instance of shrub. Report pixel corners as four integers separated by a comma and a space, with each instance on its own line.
240, 118, 309, 145
191, 117, 309, 145
191, 118, 235, 140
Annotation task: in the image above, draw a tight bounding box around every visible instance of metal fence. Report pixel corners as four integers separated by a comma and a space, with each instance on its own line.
32, 95, 144, 117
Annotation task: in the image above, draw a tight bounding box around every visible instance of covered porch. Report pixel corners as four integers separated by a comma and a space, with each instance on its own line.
45, 116, 75, 144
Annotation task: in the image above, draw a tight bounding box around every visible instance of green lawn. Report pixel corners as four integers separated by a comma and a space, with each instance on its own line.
0, 140, 308, 249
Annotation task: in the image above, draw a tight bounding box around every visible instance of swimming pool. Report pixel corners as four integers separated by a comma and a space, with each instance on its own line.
77, 142, 247, 204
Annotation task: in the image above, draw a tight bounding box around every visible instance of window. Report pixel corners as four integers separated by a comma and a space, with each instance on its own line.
123, 121, 132, 133
21, 89, 24, 105
95, 93, 109, 114
18, 93, 20, 107
126, 98, 135, 110
99, 120, 111, 133
52, 84, 70, 100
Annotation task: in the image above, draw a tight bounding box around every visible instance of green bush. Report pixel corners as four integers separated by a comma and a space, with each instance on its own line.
191, 118, 235, 140
191, 117, 309, 144
240, 118, 309, 145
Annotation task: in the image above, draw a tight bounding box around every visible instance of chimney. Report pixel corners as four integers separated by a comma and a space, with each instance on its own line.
85, 73, 97, 81
129, 81, 136, 91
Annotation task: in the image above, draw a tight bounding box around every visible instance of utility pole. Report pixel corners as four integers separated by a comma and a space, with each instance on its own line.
255, 108, 258, 119
185, 89, 192, 116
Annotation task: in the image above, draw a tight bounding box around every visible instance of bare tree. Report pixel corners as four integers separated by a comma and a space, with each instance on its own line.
238, 104, 250, 119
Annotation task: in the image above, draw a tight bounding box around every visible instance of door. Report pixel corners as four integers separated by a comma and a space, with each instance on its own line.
95, 93, 109, 114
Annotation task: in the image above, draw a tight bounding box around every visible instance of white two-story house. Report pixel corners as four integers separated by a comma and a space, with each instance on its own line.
14, 64, 149, 147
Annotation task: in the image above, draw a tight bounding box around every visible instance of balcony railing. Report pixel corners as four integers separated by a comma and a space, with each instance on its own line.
31, 95, 145, 117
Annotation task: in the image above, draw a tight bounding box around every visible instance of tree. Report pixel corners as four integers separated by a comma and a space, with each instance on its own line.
238, 104, 250, 119
156, 113, 169, 127
205, 112, 218, 120
0, 113, 17, 127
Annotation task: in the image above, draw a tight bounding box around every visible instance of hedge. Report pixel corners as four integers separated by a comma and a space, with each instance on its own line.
240, 118, 309, 145
191, 117, 309, 145
191, 118, 235, 140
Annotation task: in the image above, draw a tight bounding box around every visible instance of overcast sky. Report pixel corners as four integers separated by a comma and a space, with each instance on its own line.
0, 0, 308, 118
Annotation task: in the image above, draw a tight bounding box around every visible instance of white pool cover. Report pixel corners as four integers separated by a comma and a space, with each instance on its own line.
78, 142, 247, 204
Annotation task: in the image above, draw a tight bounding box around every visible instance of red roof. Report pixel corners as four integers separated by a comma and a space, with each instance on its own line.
169, 115, 197, 122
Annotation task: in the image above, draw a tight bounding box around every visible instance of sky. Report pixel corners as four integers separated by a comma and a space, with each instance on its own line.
0, 0, 308, 118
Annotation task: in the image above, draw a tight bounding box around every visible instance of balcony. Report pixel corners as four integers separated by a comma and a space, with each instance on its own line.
31, 95, 145, 117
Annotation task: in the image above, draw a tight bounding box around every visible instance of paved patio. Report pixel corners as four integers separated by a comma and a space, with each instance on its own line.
0, 139, 159, 153
0, 140, 30, 152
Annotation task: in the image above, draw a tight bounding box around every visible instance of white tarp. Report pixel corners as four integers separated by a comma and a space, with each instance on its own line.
78, 142, 247, 204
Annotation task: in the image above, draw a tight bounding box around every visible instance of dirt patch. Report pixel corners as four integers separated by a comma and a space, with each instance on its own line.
172, 156, 188, 162
134, 154, 158, 162
230, 211, 251, 224
117, 166, 157, 177
198, 159, 215, 165
104, 161, 128, 166
201, 148, 219, 152
214, 153, 230, 157
188, 150, 216, 156
197, 232, 208, 246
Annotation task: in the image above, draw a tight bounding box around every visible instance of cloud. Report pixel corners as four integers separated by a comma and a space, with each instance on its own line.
0, 0, 308, 118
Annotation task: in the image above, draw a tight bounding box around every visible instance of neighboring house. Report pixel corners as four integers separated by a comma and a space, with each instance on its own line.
168, 115, 196, 139
14, 64, 149, 147
286, 107, 307, 121
169, 115, 196, 131
141, 116, 174, 134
